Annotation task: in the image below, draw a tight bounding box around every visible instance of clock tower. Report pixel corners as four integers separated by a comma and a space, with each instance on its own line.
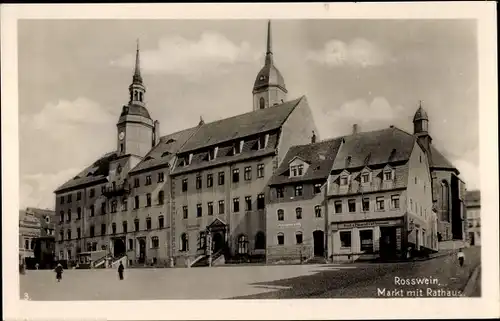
116, 41, 157, 157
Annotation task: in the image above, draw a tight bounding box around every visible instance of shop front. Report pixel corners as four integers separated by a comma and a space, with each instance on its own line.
330, 217, 405, 262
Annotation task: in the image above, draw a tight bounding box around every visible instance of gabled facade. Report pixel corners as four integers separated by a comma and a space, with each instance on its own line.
465, 190, 481, 246
326, 127, 438, 262
266, 137, 343, 263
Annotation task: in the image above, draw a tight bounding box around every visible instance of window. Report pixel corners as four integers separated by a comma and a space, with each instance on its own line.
255, 232, 265, 250
290, 165, 304, 177
334, 201, 342, 213
315, 205, 322, 218
120, 144, 124, 152
67, 209, 72, 222
298, 164, 304, 176
258, 135, 266, 150
59, 211, 64, 222
340, 176, 348, 186
92, 242, 97, 251
180, 233, 189, 251
101, 202, 106, 215
25, 239, 30, 249
360, 230, 373, 253
362, 198, 370, 212
233, 198, 240, 213
257, 164, 264, 178
182, 178, 188, 192
415, 177, 418, 184
314, 183, 322, 194
158, 215, 164, 229
101, 186, 106, 195
134, 178, 140, 188
60, 196, 65, 204
244, 166, 252, 181
77, 228, 81, 239
111, 200, 117, 213
196, 175, 202, 189
198, 232, 206, 250
208, 202, 213, 216
277, 233, 284, 245
146, 217, 152, 230
361, 173, 370, 183
134, 219, 139, 232
146, 175, 152, 185
196, 204, 202, 217
151, 236, 159, 248
183, 206, 188, 219
59, 231, 64, 242
376, 197, 385, 210
67, 229, 72, 240
112, 223, 116, 234
207, 174, 213, 187
277, 209, 284, 221
129, 239, 134, 250
67, 194, 72, 203
89, 188, 95, 197
122, 198, 128, 211
90, 225, 95, 237
237, 234, 249, 254
232, 168, 240, 183
296, 232, 303, 244
158, 172, 164, 182
391, 195, 400, 209
123, 221, 128, 234
77, 191, 82, 201
101, 224, 106, 235
257, 193, 265, 209
348, 199, 356, 212
259, 97, 265, 109
384, 171, 392, 181
296, 207, 302, 219
158, 191, 164, 205
77, 207, 82, 220
218, 200, 225, 214
276, 187, 284, 198
146, 193, 152, 207
294, 185, 303, 196
340, 231, 352, 248
419, 155, 422, 163
245, 196, 252, 211
134, 196, 139, 209
218, 172, 225, 185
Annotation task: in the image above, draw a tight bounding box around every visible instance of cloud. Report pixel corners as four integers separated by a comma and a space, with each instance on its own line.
316, 97, 411, 139
307, 38, 392, 68
20, 97, 115, 209
111, 32, 261, 80
20, 168, 82, 210
452, 158, 480, 190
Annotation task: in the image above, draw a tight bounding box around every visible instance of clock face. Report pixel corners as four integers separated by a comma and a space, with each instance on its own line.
118, 132, 125, 140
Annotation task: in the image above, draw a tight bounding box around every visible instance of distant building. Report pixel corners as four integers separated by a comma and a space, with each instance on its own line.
465, 190, 481, 245
19, 207, 56, 265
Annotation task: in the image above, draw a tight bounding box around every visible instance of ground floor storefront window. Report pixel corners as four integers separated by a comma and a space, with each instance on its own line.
359, 230, 373, 253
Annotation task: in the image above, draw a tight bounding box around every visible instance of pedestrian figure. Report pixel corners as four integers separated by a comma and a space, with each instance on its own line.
118, 261, 124, 280
35, 263, 39, 270
457, 248, 465, 267
54, 263, 63, 282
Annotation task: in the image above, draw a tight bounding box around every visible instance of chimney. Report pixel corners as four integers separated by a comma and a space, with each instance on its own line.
311, 130, 317, 144
153, 120, 160, 147
352, 124, 359, 135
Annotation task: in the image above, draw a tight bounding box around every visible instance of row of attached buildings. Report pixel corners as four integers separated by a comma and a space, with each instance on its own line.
54, 21, 468, 267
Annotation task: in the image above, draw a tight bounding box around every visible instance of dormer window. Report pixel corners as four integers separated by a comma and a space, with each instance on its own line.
233, 141, 244, 155
258, 134, 269, 150
361, 173, 370, 183
208, 147, 218, 161
290, 164, 304, 177
383, 169, 394, 181
188, 153, 193, 165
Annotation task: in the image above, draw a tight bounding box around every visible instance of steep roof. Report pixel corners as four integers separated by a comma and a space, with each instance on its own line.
332, 127, 416, 171
54, 152, 118, 193
129, 126, 199, 174
178, 97, 303, 154
269, 137, 343, 186
428, 145, 458, 172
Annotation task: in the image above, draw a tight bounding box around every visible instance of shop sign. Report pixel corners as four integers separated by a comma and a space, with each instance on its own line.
334, 219, 401, 230
187, 224, 200, 231
278, 222, 301, 228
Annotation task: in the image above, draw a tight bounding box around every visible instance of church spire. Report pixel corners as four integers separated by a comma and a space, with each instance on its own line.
265, 20, 273, 66
133, 39, 143, 84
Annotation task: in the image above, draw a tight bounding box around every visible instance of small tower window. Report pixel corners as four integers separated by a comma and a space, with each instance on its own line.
134, 91, 138, 101
139, 92, 143, 102
120, 144, 124, 152
259, 97, 265, 109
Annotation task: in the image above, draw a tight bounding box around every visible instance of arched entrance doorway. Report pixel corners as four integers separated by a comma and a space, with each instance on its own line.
313, 230, 324, 257
212, 232, 224, 253
138, 238, 146, 264
113, 238, 126, 257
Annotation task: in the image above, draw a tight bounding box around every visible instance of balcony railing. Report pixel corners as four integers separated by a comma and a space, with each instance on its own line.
102, 182, 129, 198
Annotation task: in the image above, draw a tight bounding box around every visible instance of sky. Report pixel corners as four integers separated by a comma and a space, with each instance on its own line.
18, 19, 479, 210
